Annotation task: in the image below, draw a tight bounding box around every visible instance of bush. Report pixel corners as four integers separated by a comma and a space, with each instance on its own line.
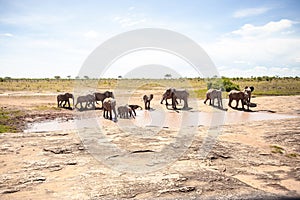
206, 77, 240, 92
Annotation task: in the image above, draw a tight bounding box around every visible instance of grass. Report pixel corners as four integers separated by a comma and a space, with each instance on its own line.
34, 105, 61, 111
270, 145, 285, 154
0, 77, 299, 98
286, 153, 298, 158
0, 108, 24, 133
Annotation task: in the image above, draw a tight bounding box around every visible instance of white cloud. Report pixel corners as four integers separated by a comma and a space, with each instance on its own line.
113, 16, 147, 27
203, 18, 300, 77
0, 33, 14, 37
128, 6, 135, 11
232, 19, 294, 37
83, 30, 99, 39
233, 7, 270, 18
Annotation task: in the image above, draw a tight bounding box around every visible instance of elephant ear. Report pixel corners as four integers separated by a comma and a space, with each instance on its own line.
244, 86, 249, 89
250, 86, 254, 92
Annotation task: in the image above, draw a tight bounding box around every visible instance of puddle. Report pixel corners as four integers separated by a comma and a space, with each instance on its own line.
24, 111, 297, 133
24, 119, 77, 133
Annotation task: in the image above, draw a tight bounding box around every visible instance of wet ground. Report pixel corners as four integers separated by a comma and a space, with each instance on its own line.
0, 94, 299, 199
24, 110, 297, 133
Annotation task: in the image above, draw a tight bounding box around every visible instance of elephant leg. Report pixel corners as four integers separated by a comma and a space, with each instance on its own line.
235, 100, 239, 108
160, 98, 164, 105
109, 110, 112, 120
228, 98, 232, 107
183, 97, 188, 108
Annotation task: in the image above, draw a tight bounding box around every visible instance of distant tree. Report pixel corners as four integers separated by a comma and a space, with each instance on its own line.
84, 75, 89, 79
75, 76, 80, 79
164, 74, 172, 78
54, 76, 61, 80
67, 75, 71, 79
118, 75, 122, 79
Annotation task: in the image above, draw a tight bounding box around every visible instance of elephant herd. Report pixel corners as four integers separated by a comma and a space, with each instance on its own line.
57, 86, 254, 121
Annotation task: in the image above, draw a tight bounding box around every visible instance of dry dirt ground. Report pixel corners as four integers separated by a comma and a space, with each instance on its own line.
0, 92, 299, 200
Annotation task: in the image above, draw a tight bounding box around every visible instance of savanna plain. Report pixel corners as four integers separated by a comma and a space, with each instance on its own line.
0, 77, 299, 199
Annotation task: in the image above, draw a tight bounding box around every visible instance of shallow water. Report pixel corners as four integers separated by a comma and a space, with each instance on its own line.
24, 110, 297, 133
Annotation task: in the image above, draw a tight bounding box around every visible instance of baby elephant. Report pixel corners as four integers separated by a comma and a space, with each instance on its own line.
128, 104, 142, 116
143, 94, 154, 110
228, 89, 250, 110
103, 98, 117, 120
117, 105, 135, 119
204, 89, 223, 108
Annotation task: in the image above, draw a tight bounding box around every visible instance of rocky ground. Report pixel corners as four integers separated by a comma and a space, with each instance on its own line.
0, 93, 299, 199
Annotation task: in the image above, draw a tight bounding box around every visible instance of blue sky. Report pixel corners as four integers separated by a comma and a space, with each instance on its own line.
0, 0, 300, 78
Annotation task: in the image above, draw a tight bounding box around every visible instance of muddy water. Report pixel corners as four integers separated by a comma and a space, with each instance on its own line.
24, 110, 297, 133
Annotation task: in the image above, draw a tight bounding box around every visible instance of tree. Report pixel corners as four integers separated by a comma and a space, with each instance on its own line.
54, 76, 61, 80
67, 75, 71, 79
83, 75, 89, 79
164, 74, 172, 78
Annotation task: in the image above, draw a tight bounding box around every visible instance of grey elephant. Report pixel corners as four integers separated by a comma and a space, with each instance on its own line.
117, 105, 135, 119
143, 94, 154, 110
160, 91, 179, 107
103, 97, 117, 120
228, 89, 251, 110
94, 91, 114, 109
204, 89, 223, 108
57, 92, 74, 108
75, 94, 96, 110
164, 88, 189, 109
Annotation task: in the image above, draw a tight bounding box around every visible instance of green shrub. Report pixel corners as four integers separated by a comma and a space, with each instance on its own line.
206, 77, 240, 92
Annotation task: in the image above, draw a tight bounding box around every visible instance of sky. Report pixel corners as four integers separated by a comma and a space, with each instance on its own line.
0, 0, 300, 78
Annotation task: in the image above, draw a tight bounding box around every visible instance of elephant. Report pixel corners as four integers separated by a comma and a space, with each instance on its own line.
57, 92, 74, 108
103, 97, 117, 120
204, 89, 223, 108
128, 104, 142, 116
228, 90, 250, 110
117, 105, 135, 119
143, 94, 154, 110
75, 94, 96, 110
94, 91, 114, 109
164, 88, 189, 109
243, 86, 254, 104
160, 91, 179, 107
